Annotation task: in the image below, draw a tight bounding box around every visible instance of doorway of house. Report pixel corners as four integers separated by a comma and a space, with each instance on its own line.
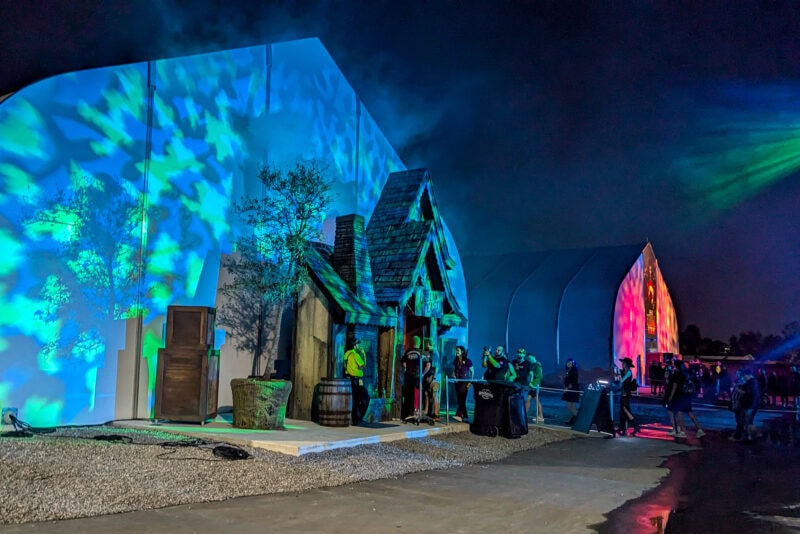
404, 314, 430, 349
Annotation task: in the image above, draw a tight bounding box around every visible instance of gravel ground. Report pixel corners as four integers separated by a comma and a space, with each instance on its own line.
0, 425, 570, 525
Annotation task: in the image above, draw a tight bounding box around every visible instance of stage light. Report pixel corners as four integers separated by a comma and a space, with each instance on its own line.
673, 82, 800, 210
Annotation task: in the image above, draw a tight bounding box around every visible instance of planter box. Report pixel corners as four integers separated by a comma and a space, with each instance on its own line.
231, 378, 292, 430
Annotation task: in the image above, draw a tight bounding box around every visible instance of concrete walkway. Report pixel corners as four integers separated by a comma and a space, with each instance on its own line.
0, 433, 691, 534
115, 415, 472, 456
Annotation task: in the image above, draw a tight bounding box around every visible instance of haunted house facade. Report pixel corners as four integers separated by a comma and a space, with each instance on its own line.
291, 169, 467, 421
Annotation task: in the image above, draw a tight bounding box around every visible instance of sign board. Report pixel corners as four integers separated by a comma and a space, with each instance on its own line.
415, 288, 444, 318
572, 386, 615, 435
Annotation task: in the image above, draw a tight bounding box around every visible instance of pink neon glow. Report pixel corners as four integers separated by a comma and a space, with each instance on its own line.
656, 264, 679, 353
613, 254, 645, 360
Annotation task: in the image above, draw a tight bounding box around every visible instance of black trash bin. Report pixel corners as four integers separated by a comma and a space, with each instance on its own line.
503, 387, 528, 438
470, 382, 528, 438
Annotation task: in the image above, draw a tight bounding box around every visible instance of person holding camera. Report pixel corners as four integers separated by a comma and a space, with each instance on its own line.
482, 345, 515, 382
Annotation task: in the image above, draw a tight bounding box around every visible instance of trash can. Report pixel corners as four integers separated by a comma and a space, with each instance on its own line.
470, 382, 528, 438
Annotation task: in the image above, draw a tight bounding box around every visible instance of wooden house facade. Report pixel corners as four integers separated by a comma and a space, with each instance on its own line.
291, 169, 467, 421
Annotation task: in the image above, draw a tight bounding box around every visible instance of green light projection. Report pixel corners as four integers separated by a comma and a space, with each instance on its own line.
0, 38, 466, 427
673, 84, 800, 209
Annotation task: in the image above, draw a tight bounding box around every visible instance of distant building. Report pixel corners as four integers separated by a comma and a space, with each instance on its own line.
464, 242, 678, 380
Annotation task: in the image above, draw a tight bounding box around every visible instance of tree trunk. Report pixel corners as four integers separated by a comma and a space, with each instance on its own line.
253, 302, 264, 377
259, 300, 285, 380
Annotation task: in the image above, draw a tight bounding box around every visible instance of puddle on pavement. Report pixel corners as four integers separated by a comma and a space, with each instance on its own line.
594, 413, 800, 533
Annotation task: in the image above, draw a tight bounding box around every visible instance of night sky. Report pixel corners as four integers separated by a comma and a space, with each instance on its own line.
2, 1, 799, 341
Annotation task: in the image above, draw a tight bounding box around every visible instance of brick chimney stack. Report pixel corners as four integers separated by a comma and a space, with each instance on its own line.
332, 214, 375, 301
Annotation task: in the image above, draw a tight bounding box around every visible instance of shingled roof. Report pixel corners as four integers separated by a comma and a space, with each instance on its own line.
305, 242, 396, 326
366, 169, 466, 326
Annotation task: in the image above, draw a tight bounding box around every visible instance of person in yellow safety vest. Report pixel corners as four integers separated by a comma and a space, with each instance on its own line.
344, 339, 370, 425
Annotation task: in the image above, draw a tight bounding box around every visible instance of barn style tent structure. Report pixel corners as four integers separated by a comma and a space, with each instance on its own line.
0, 38, 468, 426
464, 242, 678, 382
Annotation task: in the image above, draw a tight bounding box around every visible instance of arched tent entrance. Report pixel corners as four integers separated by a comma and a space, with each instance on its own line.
465, 242, 678, 381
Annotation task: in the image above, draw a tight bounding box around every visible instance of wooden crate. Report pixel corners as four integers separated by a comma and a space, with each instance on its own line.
165, 305, 215, 349
154, 347, 219, 423
155, 305, 218, 423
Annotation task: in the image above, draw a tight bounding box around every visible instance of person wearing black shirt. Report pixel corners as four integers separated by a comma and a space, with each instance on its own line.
401, 336, 425, 419
513, 348, 533, 388
451, 346, 473, 422
664, 361, 687, 437
618, 357, 639, 436
739, 367, 761, 441
561, 358, 580, 423
482, 345, 515, 382
649, 361, 659, 395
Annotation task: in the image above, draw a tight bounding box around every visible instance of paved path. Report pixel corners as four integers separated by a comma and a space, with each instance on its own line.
0, 435, 691, 534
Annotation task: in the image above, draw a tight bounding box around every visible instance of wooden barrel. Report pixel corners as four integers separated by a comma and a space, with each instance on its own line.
318, 378, 352, 427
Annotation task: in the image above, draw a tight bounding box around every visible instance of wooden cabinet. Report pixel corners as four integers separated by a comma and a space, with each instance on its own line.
154, 306, 219, 423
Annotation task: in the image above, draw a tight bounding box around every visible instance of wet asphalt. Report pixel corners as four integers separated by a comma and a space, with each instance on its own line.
598, 406, 800, 534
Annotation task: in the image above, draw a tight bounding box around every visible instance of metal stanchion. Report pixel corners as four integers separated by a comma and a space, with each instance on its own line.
445, 375, 450, 425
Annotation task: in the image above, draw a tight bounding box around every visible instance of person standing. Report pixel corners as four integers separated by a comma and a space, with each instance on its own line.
513, 348, 534, 418
561, 358, 580, 424
792, 366, 800, 409
513, 348, 533, 387
528, 352, 544, 423
401, 336, 423, 419
482, 345, 515, 382
655, 361, 666, 396
649, 360, 659, 395
618, 357, 639, 436
768, 371, 779, 407
730, 369, 747, 441
451, 346, 473, 422
739, 367, 761, 441
663, 361, 685, 437
674, 359, 706, 438
423, 338, 441, 421
757, 368, 768, 406
778, 372, 790, 408
343, 339, 369, 425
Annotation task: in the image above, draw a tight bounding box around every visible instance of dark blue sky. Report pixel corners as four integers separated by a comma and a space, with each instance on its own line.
3, 1, 799, 341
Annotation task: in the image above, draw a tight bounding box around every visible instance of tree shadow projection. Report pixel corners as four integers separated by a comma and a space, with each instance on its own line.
217, 161, 331, 379
25, 172, 145, 370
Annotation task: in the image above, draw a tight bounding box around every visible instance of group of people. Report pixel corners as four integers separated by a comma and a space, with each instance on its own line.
661, 358, 706, 438
730, 367, 761, 441
401, 342, 546, 424
755, 366, 800, 409
650, 359, 800, 410
345, 336, 772, 441
400, 336, 442, 422
643, 357, 764, 440
344, 335, 449, 426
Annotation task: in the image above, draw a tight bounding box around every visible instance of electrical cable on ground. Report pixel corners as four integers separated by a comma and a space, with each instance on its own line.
1, 416, 251, 461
